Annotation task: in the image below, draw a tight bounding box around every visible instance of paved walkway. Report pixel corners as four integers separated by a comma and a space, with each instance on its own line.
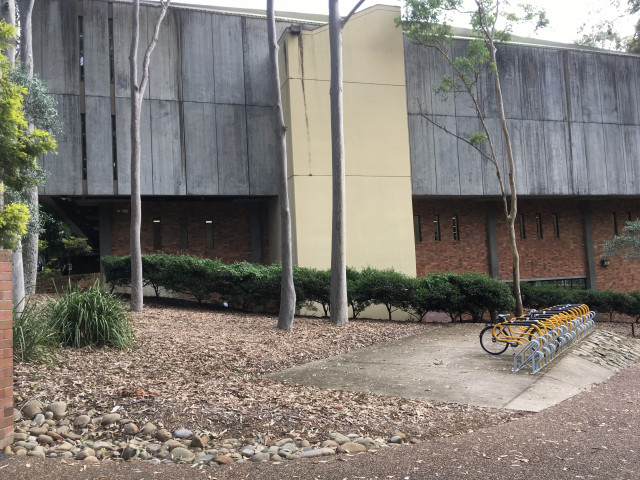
269, 323, 640, 412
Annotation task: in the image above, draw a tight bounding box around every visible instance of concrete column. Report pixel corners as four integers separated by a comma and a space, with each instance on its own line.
485, 201, 499, 279
580, 200, 597, 290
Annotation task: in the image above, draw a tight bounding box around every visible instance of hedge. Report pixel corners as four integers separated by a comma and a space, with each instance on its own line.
101, 254, 638, 321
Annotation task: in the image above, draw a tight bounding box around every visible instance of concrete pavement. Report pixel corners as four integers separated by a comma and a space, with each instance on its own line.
268, 323, 640, 412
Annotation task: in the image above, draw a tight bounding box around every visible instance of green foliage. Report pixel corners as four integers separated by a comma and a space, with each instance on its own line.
101, 255, 131, 291
346, 267, 372, 319
39, 206, 93, 272
0, 202, 29, 249
13, 297, 58, 363
603, 220, 640, 262
357, 267, 414, 321
293, 266, 331, 316
61, 236, 92, 256
44, 281, 133, 349
405, 273, 460, 321
621, 291, 640, 322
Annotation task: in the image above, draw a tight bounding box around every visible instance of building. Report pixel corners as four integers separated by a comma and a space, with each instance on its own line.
33, 0, 640, 295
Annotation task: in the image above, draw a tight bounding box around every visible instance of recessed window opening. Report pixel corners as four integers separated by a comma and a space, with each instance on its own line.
78, 16, 84, 82
552, 213, 559, 238
452, 215, 460, 241
434, 215, 441, 242
153, 218, 162, 250
413, 215, 422, 242
111, 115, 118, 181
628, 211, 632, 222
519, 214, 526, 239
535, 213, 543, 239
205, 219, 214, 249
179, 217, 188, 249
612, 212, 618, 236
108, 18, 115, 84
80, 113, 87, 181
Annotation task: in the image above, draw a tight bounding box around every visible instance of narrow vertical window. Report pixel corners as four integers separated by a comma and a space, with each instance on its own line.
78, 16, 84, 82
179, 217, 188, 249
452, 215, 460, 241
153, 218, 162, 250
205, 219, 214, 249
108, 18, 115, 84
434, 215, 441, 242
628, 211, 632, 222
519, 214, 526, 239
413, 215, 422, 242
612, 212, 618, 236
552, 213, 559, 238
80, 113, 87, 181
111, 115, 118, 182
535, 213, 543, 239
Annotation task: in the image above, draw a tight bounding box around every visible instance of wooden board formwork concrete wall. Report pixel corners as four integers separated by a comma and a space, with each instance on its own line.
33, 0, 288, 198
405, 37, 640, 197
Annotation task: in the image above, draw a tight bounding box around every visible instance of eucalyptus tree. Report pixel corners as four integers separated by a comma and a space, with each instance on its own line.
398, 0, 548, 316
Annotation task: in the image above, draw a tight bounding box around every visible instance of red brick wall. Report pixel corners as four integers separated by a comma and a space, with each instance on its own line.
591, 200, 640, 292
495, 199, 587, 281
0, 250, 14, 449
110, 200, 270, 264
413, 199, 489, 276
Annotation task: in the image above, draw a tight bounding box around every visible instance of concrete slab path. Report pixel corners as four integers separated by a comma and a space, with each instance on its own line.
268, 323, 640, 412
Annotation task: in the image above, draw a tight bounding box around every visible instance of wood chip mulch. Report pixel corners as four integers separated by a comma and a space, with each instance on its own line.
14, 304, 528, 441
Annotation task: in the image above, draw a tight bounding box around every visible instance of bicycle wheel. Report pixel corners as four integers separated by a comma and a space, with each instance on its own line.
479, 325, 509, 355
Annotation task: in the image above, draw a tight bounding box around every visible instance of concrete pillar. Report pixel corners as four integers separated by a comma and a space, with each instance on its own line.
580, 200, 597, 290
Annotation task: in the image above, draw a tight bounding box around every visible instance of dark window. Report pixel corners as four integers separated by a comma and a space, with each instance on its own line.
108, 18, 115, 84
78, 16, 84, 82
519, 214, 526, 239
628, 211, 632, 222
111, 115, 118, 181
452, 215, 460, 241
612, 212, 618, 236
80, 113, 87, 181
179, 217, 188, 249
434, 215, 441, 242
153, 218, 162, 250
205, 219, 214, 249
413, 215, 422, 242
552, 213, 559, 238
535, 213, 543, 239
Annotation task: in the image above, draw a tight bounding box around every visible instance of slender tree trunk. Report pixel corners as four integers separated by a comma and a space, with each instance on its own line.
18, 0, 38, 294
328, 0, 348, 325
490, 41, 523, 316
2, 0, 16, 63
129, 0, 170, 312
267, 0, 296, 332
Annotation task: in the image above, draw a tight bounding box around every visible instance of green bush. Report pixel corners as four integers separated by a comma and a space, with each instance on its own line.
44, 281, 134, 349
621, 291, 640, 322
446, 273, 514, 322
294, 266, 331, 316
346, 267, 372, 319
405, 274, 461, 321
357, 267, 413, 321
101, 255, 131, 291
13, 297, 58, 363
141, 254, 173, 297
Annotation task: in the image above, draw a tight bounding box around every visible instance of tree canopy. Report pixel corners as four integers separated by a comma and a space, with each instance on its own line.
603, 220, 640, 262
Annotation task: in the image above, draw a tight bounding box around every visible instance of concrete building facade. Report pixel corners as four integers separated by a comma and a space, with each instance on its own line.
33, 0, 640, 294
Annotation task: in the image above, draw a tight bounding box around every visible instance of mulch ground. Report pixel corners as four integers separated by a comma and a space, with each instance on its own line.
14, 302, 529, 442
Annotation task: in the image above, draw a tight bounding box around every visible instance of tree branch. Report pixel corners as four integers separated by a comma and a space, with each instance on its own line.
341, 0, 366, 28
140, 0, 171, 94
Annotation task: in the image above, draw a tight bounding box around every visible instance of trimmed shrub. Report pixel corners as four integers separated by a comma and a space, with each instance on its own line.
141, 254, 173, 297
101, 255, 131, 291
357, 267, 413, 321
161, 256, 224, 303
346, 267, 372, 319
44, 281, 134, 349
13, 297, 58, 363
404, 274, 458, 321
294, 266, 331, 316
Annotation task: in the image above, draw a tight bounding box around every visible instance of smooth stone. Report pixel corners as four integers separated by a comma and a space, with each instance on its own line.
27, 446, 46, 458
56, 425, 70, 435
278, 442, 297, 453
76, 448, 96, 460
389, 436, 404, 444
347, 433, 360, 439
101, 413, 121, 425
146, 458, 161, 465
22, 400, 43, 419
84, 455, 100, 464
271, 454, 283, 461
241, 447, 255, 457
46, 401, 67, 419
329, 433, 351, 445
31, 414, 45, 427
173, 429, 193, 439
62, 432, 79, 441
139, 451, 151, 460
190, 435, 207, 449
145, 444, 162, 455
44, 420, 56, 427
194, 454, 214, 465
321, 440, 338, 449
123, 423, 139, 435
55, 442, 73, 452
205, 449, 219, 457
170, 447, 195, 462
59, 451, 73, 458
37, 435, 54, 445
13, 433, 28, 442
140, 423, 157, 435
164, 440, 183, 450
249, 452, 270, 462
122, 446, 138, 461
356, 437, 377, 448
275, 438, 293, 447
73, 415, 91, 428
156, 429, 172, 442
15, 448, 28, 456
13, 408, 22, 422
44, 411, 54, 420
299, 448, 336, 458
15, 441, 37, 451
214, 455, 235, 465
336, 442, 367, 454
92, 441, 114, 450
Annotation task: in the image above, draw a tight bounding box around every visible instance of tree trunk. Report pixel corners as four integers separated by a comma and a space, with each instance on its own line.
17, 0, 38, 294
490, 41, 523, 316
129, 0, 170, 312
267, 0, 296, 332
12, 242, 24, 315
328, 0, 348, 326
1, 0, 16, 63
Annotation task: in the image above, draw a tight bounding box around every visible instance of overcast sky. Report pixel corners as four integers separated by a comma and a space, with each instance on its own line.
171, 0, 636, 45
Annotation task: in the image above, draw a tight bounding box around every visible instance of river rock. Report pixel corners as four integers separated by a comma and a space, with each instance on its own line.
249, 452, 270, 462
123, 423, 139, 435
170, 447, 195, 462
22, 400, 43, 419
140, 422, 157, 435
214, 455, 235, 465
329, 432, 351, 445
73, 415, 91, 427
76, 448, 96, 460
190, 435, 207, 449
101, 413, 121, 425
47, 401, 67, 419
156, 429, 172, 442
336, 442, 367, 454
31, 414, 45, 427
174, 429, 192, 439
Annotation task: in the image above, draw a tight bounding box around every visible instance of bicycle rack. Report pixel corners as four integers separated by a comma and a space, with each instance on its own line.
511, 306, 596, 374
